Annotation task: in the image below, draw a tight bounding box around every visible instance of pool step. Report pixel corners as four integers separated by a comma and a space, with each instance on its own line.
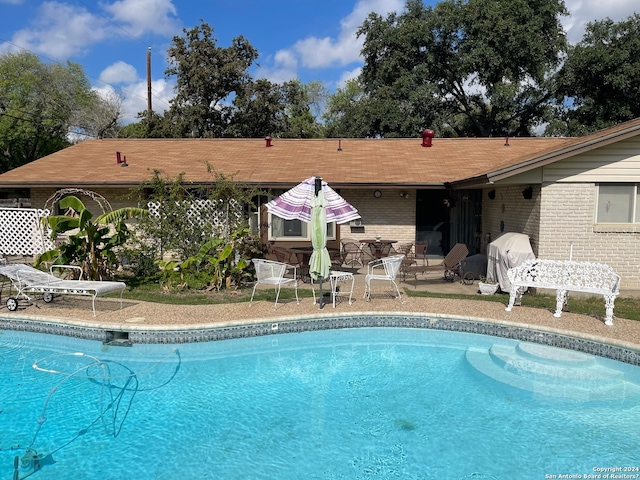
465, 342, 640, 401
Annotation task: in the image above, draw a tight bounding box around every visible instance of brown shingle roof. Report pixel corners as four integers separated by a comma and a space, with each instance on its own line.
2, 118, 640, 189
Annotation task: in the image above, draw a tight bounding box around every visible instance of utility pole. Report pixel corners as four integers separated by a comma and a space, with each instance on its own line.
146, 46, 152, 118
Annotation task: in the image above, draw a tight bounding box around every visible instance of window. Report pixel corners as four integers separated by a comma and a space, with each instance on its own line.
269, 214, 335, 241
596, 184, 639, 223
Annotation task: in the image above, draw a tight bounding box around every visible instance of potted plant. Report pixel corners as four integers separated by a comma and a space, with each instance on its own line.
478, 275, 499, 295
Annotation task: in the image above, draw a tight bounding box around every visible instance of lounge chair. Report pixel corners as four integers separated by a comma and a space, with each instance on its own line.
363, 254, 405, 302
250, 258, 299, 309
0, 263, 126, 316
401, 243, 469, 286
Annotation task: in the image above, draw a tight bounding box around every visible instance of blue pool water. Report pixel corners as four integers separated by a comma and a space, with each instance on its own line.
2, 327, 640, 480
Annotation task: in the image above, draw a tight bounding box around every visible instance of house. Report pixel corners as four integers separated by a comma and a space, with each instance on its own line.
1, 119, 639, 289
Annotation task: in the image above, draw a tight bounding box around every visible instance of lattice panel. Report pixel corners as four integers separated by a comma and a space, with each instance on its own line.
0, 208, 54, 256
147, 199, 244, 236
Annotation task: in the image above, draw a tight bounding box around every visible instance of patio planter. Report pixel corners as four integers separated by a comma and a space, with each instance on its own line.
478, 282, 499, 295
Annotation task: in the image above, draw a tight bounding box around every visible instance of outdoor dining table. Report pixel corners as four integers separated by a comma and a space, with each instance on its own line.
289, 246, 340, 281
360, 239, 398, 259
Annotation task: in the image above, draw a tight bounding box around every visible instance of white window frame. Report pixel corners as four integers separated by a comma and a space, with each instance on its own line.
268, 213, 336, 242
595, 183, 640, 225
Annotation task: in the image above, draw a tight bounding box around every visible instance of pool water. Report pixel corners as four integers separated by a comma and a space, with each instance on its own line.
1, 327, 640, 480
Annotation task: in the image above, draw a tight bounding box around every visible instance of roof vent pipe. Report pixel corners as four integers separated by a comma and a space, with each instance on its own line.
421, 129, 435, 147
265, 136, 272, 147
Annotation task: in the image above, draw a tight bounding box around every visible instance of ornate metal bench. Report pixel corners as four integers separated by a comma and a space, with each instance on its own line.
505, 259, 620, 325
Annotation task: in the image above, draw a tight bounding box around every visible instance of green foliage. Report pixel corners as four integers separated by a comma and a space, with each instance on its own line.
164, 21, 259, 137
36, 196, 147, 280
328, 0, 568, 138
158, 226, 256, 292
0, 51, 121, 172
0, 52, 74, 172
128, 169, 263, 291
131, 169, 262, 260
551, 13, 640, 135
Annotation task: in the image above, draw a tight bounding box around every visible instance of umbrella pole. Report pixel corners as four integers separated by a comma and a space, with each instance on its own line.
318, 277, 325, 309
314, 176, 325, 309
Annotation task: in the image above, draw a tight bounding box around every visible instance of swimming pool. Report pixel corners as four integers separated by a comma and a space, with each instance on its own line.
2, 327, 640, 479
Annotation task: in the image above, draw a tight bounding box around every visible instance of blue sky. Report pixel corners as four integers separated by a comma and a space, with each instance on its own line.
1, 0, 638, 124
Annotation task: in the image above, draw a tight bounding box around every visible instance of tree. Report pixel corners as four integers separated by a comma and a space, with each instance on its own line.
119, 110, 168, 138
37, 196, 147, 280
74, 89, 123, 139
348, 0, 568, 137
230, 79, 326, 138
229, 78, 287, 138
550, 14, 640, 136
0, 52, 95, 172
164, 21, 258, 137
131, 168, 261, 261
280, 79, 324, 138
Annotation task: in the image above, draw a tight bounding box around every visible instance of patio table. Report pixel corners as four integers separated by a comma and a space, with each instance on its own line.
360, 239, 397, 259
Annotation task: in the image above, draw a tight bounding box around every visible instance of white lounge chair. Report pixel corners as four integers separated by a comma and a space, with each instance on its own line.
0, 263, 126, 316
250, 258, 299, 309
363, 254, 405, 302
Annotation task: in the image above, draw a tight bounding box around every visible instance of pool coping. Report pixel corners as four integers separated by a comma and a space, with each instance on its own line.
2, 311, 639, 367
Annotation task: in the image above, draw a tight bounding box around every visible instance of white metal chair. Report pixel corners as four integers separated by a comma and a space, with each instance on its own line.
250, 258, 299, 309
363, 254, 405, 302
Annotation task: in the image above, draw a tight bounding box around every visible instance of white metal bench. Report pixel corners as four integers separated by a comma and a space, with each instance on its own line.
505, 259, 620, 326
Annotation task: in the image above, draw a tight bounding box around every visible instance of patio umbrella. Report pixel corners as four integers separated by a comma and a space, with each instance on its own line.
266, 176, 360, 309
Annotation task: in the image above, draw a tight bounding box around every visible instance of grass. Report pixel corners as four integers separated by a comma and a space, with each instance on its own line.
118, 276, 315, 305
405, 289, 640, 322
113, 276, 640, 322
5, 274, 636, 322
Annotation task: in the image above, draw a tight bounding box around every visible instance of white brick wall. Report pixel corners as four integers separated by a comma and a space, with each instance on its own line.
483, 183, 640, 289
481, 185, 540, 254
539, 182, 640, 289
338, 189, 416, 245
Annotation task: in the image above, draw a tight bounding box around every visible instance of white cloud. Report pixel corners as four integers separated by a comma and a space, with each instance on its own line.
99, 61, 139, 85
259, 0, 403, 86
294, 0, 404, 69
103, 0, 180, 37
0, 0, 180, 61
337, 67, 361, 89
120, 78, 174, 124
563, 0, 639, 43
6, 2, 108, 59
255, 49, 299, 84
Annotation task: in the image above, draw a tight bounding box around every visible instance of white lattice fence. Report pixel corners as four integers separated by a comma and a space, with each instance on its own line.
0, 208, 54, 256
147, 199, 244, 236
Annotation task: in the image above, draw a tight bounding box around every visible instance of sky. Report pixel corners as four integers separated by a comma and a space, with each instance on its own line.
1, 0, 638, 125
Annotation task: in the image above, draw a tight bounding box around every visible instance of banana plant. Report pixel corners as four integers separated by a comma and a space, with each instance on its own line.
36, 195, 147, 280
178, 227, 250, 291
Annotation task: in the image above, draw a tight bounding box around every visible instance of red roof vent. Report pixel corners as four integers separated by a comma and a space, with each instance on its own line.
421, 129, 435, 147
265, 136, 272, 147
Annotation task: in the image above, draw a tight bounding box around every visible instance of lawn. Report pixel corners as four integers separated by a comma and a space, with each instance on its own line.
116, 276, 640, 322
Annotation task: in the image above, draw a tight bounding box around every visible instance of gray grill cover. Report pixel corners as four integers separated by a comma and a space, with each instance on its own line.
487, 232, 535, 293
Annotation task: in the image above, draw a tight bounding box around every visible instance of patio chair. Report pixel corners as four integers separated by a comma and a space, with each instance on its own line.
363, 254, 405, 302
391, 242, 414, 256
341, 241, 363, 267
359, 243, 377, 264
403, 243, 469, 285
400, 244, 429, 285
250, 258, 299, 309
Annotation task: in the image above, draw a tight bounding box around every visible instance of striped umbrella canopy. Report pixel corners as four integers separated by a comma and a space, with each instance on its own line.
265, 177, 360, 225
267, 176, 360, 309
